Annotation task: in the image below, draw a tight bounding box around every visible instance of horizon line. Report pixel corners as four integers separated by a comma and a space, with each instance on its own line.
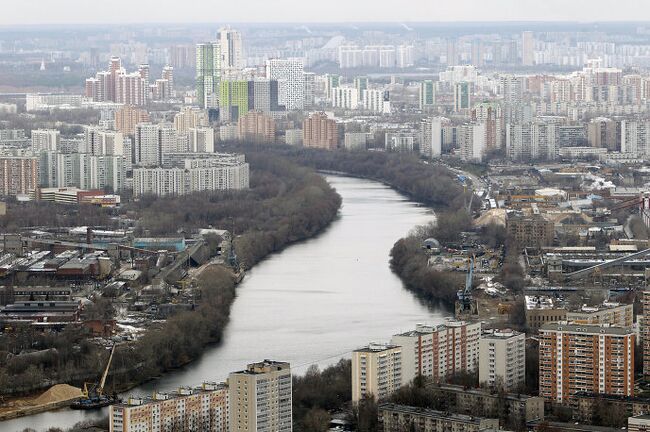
1, 19, 650, 28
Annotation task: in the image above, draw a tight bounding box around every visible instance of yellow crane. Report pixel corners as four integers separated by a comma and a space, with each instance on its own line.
72, 345, 118, 409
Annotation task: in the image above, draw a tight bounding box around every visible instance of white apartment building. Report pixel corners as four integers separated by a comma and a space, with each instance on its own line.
620, 120, 650, 156
331, 87, 359, 110
385, 133, 415, 152
522, 31, 535, 66
363, 89, 390, 114
390, 321, 481, 385
188, 127, 215, 153
132, 154, 249, 197
219, 27, 244, 73
134, 123, 179, 167
39, 151, 126, 192
110, 383, 228, 432
31, 129, 60, 153
352, 343, 402, 403
83, 127, 124, 156
132, 167, 186, 196
266, 58, 304, 110
184, 158, 250, 192
506, 122, 559, 161
228, 360, 292, 432
420, 117, 445, 158
479, 329, 526, 392
26, 93, 83, 111
458, 123, 487, 162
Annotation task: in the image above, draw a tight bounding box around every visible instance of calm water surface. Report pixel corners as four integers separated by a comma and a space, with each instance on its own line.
3, 175, 451, 431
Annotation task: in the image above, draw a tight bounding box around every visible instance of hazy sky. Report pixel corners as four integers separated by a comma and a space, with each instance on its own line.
2, 0, 650, 25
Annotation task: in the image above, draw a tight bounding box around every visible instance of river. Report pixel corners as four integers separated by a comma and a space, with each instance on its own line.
3, 175, 451, 432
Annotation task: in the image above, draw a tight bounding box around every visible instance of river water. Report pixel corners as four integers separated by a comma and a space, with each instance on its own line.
3, 175, 451, 432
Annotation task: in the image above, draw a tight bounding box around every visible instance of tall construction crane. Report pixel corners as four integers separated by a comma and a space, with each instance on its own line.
71, 345, 118, 409
455, 255, 479, 317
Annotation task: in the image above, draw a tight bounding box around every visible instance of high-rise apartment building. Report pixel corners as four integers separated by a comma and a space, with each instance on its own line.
303, 112, 338, 150
362, 89, 390, 114
325, 74, 341, 98
83, 127, 124, 156
115, 106, 150, 136
39, 152, 126, 192
0, 157, 38, 196
352, 344, 402, 403
522, 31, 535, 66
420, 117, 445, 158
588, 117, 619, 151
266, 58, 304, 110
238, 111, 276, 143
31, 129, 60, 153
506, 122, 559, 161
162, 66, 174, 98
219, 80, 249, 122
85, 57, 168, 106
459, 123, 487, 162
390, 321, 481, 385
110, 383, 228, 432
354, 76, 369, 102
303, 72, 316, 108
539, 322, 634, 403
479, 329, 526, 392
472, 102, 503, 150
643, 291, 650, 378
133, 154, 249, 197
169, 45, 195, 69
219, 27, 243, 76
115, 72, 146, 106
331, 87, 359, 110
453, 82, 471, 112
419, 80, 436, 109
134, 123, 178, 167
248, 79, 285, 115
174, 106, 209, 133
228, 360, 292, 432
188, 128, 215, 153
196, 42, 221, 109
620, 120, 650, 156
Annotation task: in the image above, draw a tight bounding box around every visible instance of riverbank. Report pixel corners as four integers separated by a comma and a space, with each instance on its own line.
1, 173, 449, 432
231, 146, 471, 308
239, 146, 468, 210
0, 154, 342, 402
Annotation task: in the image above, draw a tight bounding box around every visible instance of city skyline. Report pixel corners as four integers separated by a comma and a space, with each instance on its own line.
2, 0, 650, 26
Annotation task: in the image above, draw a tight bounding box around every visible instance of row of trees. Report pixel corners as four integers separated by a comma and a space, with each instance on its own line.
129, 152, 341, 269
0, 153, 343, 395
227, 145, 469, 209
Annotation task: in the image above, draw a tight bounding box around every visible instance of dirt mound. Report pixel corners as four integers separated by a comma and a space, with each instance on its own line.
33, 384, 83, 405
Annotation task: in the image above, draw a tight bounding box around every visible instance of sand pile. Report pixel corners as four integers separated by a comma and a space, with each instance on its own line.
475, 208, 507, 227
33, 384, 83, 405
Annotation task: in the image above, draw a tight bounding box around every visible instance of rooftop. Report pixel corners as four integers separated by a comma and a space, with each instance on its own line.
118, 382, 227, 408
540, 321, 634, 336
354, 343, 401, 353
378, 403, 494, 425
